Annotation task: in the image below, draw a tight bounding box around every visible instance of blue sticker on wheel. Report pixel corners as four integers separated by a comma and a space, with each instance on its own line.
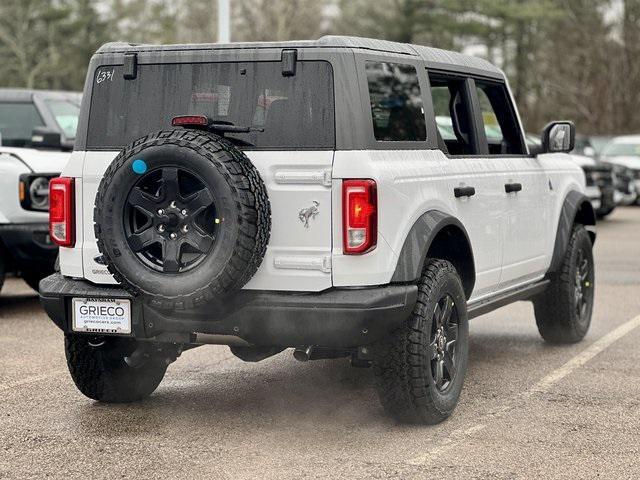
132, 159, 147, 174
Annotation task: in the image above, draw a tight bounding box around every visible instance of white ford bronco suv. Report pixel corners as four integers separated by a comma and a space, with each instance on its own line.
40, 36, 596, 424
0, 89, 81, 292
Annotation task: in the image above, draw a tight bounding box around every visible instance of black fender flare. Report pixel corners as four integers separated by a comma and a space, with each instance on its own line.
391, 210, 476, 297
548, 190, 596, 275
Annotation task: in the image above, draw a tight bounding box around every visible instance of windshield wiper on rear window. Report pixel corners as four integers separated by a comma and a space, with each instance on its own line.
209, 120, 264, 134
171, 116, 263, 134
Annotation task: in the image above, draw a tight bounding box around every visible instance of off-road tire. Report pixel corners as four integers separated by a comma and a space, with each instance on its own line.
534, 225, 594, 343
373, 259, 469, 424
65, 334, 168, 403
94, 128, 271, 310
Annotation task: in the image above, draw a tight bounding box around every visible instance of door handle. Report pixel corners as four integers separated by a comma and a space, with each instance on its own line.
454, 186, 476, 198
505, 183, 523, 193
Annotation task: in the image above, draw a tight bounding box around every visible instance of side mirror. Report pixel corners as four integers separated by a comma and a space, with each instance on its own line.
31, 127, 62, 149
541, 121, 575, 153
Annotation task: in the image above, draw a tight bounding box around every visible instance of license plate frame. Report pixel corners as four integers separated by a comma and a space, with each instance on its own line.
71, 297, 132, 335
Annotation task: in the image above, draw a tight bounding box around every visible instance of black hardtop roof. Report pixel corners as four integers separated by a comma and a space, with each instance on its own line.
96, 35, 503, 78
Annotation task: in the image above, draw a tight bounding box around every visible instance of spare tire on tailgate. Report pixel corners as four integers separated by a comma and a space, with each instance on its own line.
94, 129, 271, 310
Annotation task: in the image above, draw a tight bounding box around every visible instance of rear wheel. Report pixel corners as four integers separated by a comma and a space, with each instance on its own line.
65, 334, 168, 403
534, 225, 594, 343
373, 259, 469, 424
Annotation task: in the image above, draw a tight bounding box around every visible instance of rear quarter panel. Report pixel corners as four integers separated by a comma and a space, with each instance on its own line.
331, 149, 455, 287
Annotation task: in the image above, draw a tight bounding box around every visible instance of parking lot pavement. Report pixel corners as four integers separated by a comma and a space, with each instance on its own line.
1, 208, 640, 480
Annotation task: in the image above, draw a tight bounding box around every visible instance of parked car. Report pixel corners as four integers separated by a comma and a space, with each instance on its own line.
0, 89, 81, 291
40, 36, 595, 424
527, 133, 614, 217
608, 162, 637, 206
572, 134, 598, 158
600, 135, 640, 205
589, 135, 614, 157
575, 156, 617, 218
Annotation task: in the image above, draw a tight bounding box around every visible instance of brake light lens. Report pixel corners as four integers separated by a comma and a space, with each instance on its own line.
343, 179, 377, 254
49, 177, 75, 247
172, 115, 209, 127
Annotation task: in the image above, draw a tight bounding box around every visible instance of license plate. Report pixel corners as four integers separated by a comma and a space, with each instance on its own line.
72, 298, 131, 334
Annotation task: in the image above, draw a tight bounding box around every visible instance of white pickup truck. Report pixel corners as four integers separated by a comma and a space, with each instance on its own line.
40, 37, 595, 424
0, 89, 80, 291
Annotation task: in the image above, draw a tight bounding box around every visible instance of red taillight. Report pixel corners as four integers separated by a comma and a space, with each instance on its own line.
171, 115, 209, 127
343, 179, 377, 254
49, 177, 75, 247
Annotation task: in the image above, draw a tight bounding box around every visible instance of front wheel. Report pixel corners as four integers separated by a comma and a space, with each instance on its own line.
534, 225, 594, 343
373, 259, 469, 424
65, 334, 168, 403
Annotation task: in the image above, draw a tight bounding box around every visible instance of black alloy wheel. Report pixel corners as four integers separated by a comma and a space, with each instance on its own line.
124, 166, 219, 274
430, 294, 460, 393
574, 247, 592, 324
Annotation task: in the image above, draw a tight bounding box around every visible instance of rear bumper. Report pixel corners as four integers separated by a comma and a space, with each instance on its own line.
0, 223, 57, 269
39, 273, 418, 348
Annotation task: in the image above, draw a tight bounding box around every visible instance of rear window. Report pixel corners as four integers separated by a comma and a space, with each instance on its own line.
0, 102, 44, 147
87, 61, 335, 150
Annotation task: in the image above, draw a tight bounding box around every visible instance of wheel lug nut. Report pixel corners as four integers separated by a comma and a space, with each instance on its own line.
181, 209, 187, 215
182, 225, 189, 233
170, 233, 177, 239
170, 201, 177, 208
158, 224, 165, 232
157, 209, 164, 215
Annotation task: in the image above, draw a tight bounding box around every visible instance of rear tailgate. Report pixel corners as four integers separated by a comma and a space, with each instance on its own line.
81, 150, 334, 291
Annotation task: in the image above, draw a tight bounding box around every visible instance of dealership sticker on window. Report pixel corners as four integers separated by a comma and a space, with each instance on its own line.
72, 298, 131, 334
96, 68, 115, 84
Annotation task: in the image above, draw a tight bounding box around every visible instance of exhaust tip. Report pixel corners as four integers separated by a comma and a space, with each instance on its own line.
293, 346, 313, 362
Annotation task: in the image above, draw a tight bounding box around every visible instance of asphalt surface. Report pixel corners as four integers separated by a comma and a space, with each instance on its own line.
1, 207, 640, 479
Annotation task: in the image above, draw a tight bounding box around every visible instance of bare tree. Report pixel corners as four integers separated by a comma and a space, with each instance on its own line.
233, 0, 329, 41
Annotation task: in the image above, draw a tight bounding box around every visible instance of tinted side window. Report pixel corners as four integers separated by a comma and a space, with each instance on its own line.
0, 102, 44, 147
365, 62, 426, 142
428, 75, 477, 155
475, 82, 525, 155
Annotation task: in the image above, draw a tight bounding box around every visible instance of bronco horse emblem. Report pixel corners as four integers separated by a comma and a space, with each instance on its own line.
298, 201, 320, 228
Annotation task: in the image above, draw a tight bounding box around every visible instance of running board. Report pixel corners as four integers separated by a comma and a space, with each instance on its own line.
467, 280, 550, 320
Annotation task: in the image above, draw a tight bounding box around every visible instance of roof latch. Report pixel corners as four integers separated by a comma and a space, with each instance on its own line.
123, 53, 138, 80
281, 49, 297, 77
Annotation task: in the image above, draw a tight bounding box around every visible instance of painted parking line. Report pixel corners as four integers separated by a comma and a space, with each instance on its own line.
408, 313, 640, 466
528, 314, 640, 395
